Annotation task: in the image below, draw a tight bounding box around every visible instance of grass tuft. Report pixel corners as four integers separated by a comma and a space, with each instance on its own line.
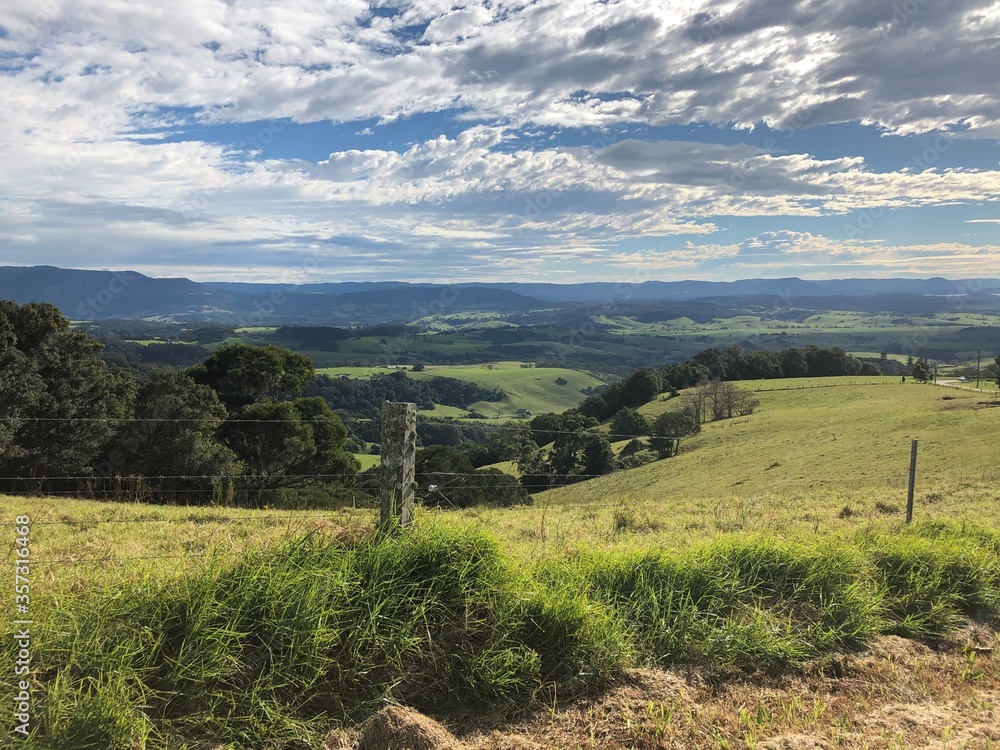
5, 520, 1000, 749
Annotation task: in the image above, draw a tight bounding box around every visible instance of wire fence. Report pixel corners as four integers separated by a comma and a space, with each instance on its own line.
9, 471, 997, 570
7, 383, 1000, 571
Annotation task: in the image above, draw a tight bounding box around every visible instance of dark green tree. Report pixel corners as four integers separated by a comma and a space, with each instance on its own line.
581, 434, 616, 476
779, 349, 809, 378
650, 411, 700, 458
740, 350, 783, 380
221, 397, 359, 497
603, 367, 661, 411
529, 412, 564, 446
111, 369, 240, 502
0, 301, 133, 481
416, 446, 528, 507
549, 430, 585, 477
0, 313, 42, 456
610, 407, 650, 439
579, 395, 612, 421
191, 343, 314, 411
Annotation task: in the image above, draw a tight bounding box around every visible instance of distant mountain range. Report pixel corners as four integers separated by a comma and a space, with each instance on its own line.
2, 265, 999, 325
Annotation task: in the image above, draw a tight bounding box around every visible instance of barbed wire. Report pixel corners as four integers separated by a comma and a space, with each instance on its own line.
0, 415, 685, 442
7, 472, 983, 526
0, 416, 357, 424
0, 473, 369, 481
15, 511, 373, 526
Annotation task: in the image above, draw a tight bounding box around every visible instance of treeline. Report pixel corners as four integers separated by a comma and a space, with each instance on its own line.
0, 302, 359, 507
507, 344, 872, 490
272, 324, 411, 352
579, 345, 872, 421
304, 370, 504, 420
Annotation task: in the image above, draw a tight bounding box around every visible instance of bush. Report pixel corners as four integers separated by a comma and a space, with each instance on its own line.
862, 525, 1000, 639
581, 539, 880, 673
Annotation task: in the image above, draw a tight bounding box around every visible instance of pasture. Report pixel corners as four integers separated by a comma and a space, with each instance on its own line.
3, 377, 999, 750
318, 362, 605, 417
6, 378, 999, 583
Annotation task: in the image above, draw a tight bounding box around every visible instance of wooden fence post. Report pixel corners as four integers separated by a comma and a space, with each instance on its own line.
906, 439, 918, 524
379, 402, 417, 534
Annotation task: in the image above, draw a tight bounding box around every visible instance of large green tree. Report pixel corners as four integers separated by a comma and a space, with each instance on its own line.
610, 407, 650, 439
0, 312, 42, 456
190, 343, 314, 410
221, 397, 359, 497
109, 369, 240, 501
0, 301, 133, 482
650, 411, 700, 458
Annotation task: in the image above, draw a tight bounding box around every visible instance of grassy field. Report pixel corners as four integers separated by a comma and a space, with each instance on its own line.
353, 453, 380, 471
2, 505, 998, 749
436, 377, 1000, 558
6, 378, 999, 576
3, 376, 1000, 749
318, 362, 604, 417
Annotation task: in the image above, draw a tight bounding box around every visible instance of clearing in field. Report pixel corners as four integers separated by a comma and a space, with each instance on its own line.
318, 362, 604, 417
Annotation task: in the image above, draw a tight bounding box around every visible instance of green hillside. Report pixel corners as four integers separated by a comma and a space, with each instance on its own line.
539, 377, 999, 503
318, 362, 604, 417
425, 377, 999, 558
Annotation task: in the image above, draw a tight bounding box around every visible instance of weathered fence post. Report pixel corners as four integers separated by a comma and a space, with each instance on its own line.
379, 402, 417, 534
906, 439, 918, 524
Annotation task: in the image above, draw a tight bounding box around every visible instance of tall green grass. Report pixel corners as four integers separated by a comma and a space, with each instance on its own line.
5, 521, 999, 749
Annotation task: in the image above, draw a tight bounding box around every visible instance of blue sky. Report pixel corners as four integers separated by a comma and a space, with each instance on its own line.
1, 0, 999, 283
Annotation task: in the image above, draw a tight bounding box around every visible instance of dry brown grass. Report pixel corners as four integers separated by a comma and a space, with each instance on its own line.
322, 627, 999, 750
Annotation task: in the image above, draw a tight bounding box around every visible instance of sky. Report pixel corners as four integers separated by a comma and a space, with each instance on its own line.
1, 0, 1000, 284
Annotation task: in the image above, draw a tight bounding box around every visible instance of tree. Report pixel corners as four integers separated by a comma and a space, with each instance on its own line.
0, 313, 42, 456
549, 430, 586, 477
660, 362, 709, 391
681, 386, 708, 424
995, 356, 1000, 389
581, 434, 616, 476
0, 301, 133, 482
416, 446, 528, 507
191, 343, 314, 411
221, 397, 359, 499
579, 395, 612, 421
620, 368, 662, 407
683, 380, 759, 424
804, 346, 861, 377
912, 358, 931, 383
610, 407, 650, 439
650, 412, 700, 458
111, 369, 240, 502
740, 350, 783, 380
529, 412, 563, 446
692, 346, 742, 380
779, 349, 809, 378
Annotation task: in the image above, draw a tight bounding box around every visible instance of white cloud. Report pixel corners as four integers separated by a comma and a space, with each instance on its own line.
1, 0, 999, 281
